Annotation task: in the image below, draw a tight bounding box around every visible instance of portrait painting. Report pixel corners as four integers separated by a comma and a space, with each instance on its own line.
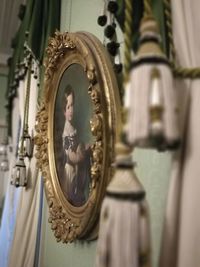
35, 31, 121, 242
54, 63, 94, 207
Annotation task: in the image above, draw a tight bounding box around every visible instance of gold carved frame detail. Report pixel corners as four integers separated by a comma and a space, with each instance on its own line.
35, 31, 121, 242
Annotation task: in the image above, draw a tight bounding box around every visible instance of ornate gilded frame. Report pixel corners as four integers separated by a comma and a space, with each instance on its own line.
35, 31, 121, 242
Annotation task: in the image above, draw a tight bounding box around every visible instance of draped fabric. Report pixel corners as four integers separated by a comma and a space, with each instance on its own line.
0, 71, 40, 267
8, 70, 40, 267
0, 1, 60, 266
159, 1, 200, 267
0, 96, 21, 267
33, 179, 44, 267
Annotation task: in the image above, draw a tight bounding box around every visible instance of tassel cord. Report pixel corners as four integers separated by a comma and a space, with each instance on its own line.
24, 58, 32, 133
123, 0, 133, 84
163, 0, 176, 65
164, 0, 200, 79
143, 0, 153, 18
19, 56, 32, 155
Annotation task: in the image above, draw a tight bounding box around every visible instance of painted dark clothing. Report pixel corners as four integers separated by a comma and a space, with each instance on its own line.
62, 120, 90, 206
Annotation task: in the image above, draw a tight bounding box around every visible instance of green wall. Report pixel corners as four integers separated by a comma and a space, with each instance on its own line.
40, 1, 171, 266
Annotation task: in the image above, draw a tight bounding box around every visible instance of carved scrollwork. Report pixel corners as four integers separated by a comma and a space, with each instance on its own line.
87, 68, 96, 84
90, 114, 102, 141
35, 31, 121, 242
45, 31, 76, 82
35, 102, 49, 170
48, 201, 80, 243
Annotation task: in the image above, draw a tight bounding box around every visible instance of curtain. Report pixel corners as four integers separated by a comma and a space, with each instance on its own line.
8, 71, 41, 267
159, 1, 200, 267
6, 0, 61, 133
0, 96, 21, 267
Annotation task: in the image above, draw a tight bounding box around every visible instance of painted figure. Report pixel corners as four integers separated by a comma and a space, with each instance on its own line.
62, 85, 91, 206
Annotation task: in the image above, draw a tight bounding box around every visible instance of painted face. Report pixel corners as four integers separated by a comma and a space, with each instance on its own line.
64, 93, 74, 122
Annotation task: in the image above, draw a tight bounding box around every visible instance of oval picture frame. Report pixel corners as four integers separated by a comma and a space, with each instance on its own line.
35, 31, 121, 242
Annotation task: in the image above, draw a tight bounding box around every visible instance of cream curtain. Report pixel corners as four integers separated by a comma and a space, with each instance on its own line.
7, 65, 42, 267
0, 63, 42, 267
0, 96, 21, 267
159, 1, 200, 267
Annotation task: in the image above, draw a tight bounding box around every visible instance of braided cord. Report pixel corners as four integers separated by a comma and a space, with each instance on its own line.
24, 58, 32, 132
143, 0, 153, 17
123, 0, 133, 83
174, 66, 200, 79
20, 57, 32, 155
164, 0, 200, 79
163, 0, 176, 65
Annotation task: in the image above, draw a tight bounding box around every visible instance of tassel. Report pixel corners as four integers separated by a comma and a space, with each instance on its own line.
0, 129, 9, 172
11, 155, 27, 187
107, 1, 119, 14
125, 16, 180, 151
0, 154, 9, 172
97, 0, 107, 27
0, 143, 7, 156
11, 134, 29, 187
22, 131, 33, 158
95, 143, 151, 267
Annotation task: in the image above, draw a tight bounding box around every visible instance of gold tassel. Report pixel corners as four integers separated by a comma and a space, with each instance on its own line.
11, 155, 27, 187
